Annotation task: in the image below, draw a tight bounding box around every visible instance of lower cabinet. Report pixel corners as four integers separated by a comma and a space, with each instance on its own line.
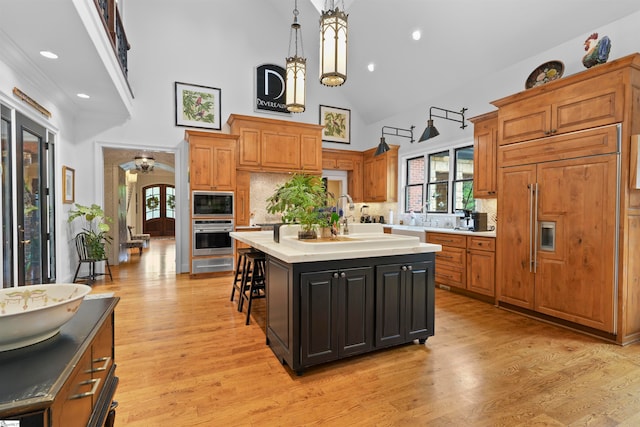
300, 267, 374, 367
266, 253, 435, 375
427, 232, 496, 299
375, 262, 434, 348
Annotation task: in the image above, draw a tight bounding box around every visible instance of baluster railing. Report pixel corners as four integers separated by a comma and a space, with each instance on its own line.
94, 0, 130, 78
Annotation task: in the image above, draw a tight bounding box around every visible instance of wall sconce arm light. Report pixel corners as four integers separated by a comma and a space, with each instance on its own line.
418, 106, 468, 142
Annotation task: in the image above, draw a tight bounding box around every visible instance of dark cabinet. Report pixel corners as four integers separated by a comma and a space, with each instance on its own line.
375, 261, 434, 347
0, 298, 119, 427
266, 253, 436, 375
300, 267, 374, 367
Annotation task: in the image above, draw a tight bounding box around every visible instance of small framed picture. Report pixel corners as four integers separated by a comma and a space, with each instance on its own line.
62, 166, 75, 204
320, 105, 350, 144
175, 82, 221, 130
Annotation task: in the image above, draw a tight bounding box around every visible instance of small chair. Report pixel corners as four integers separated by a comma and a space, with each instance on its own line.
238, 251, 266, 325
127, 225, 151, 248
73, 232, 113, 284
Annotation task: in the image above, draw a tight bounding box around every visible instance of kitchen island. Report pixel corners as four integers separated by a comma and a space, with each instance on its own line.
231, 224, 441, 375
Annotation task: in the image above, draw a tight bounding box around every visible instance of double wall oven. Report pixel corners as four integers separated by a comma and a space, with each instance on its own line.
191, 191, 235, 274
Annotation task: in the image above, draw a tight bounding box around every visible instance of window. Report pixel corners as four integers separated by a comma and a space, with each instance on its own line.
427, 151, 449, 213
405, 156, 425, 213
453, 147, 475, 211
145, 186, 161, 220
403, 145, 474, 214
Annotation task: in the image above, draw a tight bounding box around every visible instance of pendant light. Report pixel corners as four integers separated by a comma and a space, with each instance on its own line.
319, 0, 348, 87
286, 0, 306, 112
134, 155, 155, 173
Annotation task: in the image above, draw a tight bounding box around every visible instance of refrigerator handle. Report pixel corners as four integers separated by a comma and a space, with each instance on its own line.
533, 183, 539, 274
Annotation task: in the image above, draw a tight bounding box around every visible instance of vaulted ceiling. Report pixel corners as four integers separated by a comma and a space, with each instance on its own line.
2, 0, 640, 127
270, 0, 640, 124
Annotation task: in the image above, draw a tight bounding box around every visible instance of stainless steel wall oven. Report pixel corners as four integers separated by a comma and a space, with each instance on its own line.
192, 219, 234, 256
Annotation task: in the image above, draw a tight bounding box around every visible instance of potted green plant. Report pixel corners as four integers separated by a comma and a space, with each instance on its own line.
266, 174, 328, 240
67, 203, 112, 259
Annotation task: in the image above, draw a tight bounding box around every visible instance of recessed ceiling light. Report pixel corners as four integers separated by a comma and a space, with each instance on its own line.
367, 63, 375, 72
40, 51, 58, 59
412, 30, 421, 41
77, 93, 90, 99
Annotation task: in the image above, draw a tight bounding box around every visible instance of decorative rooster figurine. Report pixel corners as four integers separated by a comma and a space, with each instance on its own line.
582, 33, 611, 68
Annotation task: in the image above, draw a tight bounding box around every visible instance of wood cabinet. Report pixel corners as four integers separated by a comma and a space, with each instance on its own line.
227, 114, 323, 174
186, 130, 238, 191
427, 232, 466, 289
494, 70, 624, 146
300, 267, 374, 367
363, 145, 399, 202
427, 232, 496, 298
322, 148, 364, 202
0, 298, 119, 427
497, 131, 618, 332
466, 235, 496, 297
375, 261, 435, 348
266, 252, 435, 375
492, 54, 640, 343
235, 170, 251, 226
469, 111, 498, 198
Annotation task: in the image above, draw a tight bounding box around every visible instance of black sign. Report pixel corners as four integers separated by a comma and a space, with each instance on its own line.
255, 64, 289, 114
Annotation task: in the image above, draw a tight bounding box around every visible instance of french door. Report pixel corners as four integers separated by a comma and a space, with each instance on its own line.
143, 184, 175, 237
1, 105, 56, 287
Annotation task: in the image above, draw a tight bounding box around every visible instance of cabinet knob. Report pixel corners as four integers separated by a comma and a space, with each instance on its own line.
402, 266, 407, 271
340, 272, 346, 278
333, 272, 339, 278
407, 265, 413, 271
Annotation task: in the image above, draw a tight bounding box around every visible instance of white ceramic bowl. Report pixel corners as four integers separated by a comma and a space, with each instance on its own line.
0, 283, 92, 351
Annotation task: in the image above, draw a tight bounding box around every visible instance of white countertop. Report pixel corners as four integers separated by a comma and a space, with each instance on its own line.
384, 224, 496, 238
230, 224, 441, 263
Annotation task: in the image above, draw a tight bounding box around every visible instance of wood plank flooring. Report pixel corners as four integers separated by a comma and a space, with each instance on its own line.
92, 240, 640, 426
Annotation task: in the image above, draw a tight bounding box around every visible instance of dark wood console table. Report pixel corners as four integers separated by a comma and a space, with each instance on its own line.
0, 297, 119, 426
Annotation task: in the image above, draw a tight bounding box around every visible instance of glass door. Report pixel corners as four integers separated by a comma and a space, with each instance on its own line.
15, 112, 55, 285
1, 105, 13, 288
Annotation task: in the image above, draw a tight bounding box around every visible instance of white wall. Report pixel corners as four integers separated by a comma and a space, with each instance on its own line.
2, 3, 640, 280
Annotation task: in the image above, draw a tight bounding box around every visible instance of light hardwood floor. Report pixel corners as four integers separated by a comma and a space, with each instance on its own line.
93, 239, 640, 426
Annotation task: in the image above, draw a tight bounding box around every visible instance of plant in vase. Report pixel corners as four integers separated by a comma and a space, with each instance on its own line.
266, 174, 328, 240
67, 203, 112, 259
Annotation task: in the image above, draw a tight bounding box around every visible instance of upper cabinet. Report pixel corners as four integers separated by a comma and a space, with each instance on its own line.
362, 145, 398, 203
186, 130, 238, 191
493, 70, 624, 145
322, 149, 364, 202
227, 114, 323, 174
469, 111, 498, 198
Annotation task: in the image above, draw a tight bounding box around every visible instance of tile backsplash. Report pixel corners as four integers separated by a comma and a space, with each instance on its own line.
247, 172, 497, 230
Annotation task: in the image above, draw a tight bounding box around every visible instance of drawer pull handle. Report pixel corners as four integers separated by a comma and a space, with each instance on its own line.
91, 356, 111, 373
70, 378, 101, 400
438, 255, 453, 259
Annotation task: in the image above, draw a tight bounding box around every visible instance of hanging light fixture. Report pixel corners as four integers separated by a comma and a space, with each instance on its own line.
286, 0, 306, 113
319, 0, 348, 87
418, 106, 468, 142
375, 125, 415, 156
134, 155, 155, 173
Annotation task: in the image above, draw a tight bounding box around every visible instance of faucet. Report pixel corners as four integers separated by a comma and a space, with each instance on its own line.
336, 194, 354, 234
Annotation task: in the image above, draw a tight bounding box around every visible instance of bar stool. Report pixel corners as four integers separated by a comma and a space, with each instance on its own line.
231, 247, 256, 303
238, 251, 266, 325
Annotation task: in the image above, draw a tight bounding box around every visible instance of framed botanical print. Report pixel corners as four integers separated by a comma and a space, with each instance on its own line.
319, 105, 350, 144
62, 166, 75, 204
175, 82, 221, 130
